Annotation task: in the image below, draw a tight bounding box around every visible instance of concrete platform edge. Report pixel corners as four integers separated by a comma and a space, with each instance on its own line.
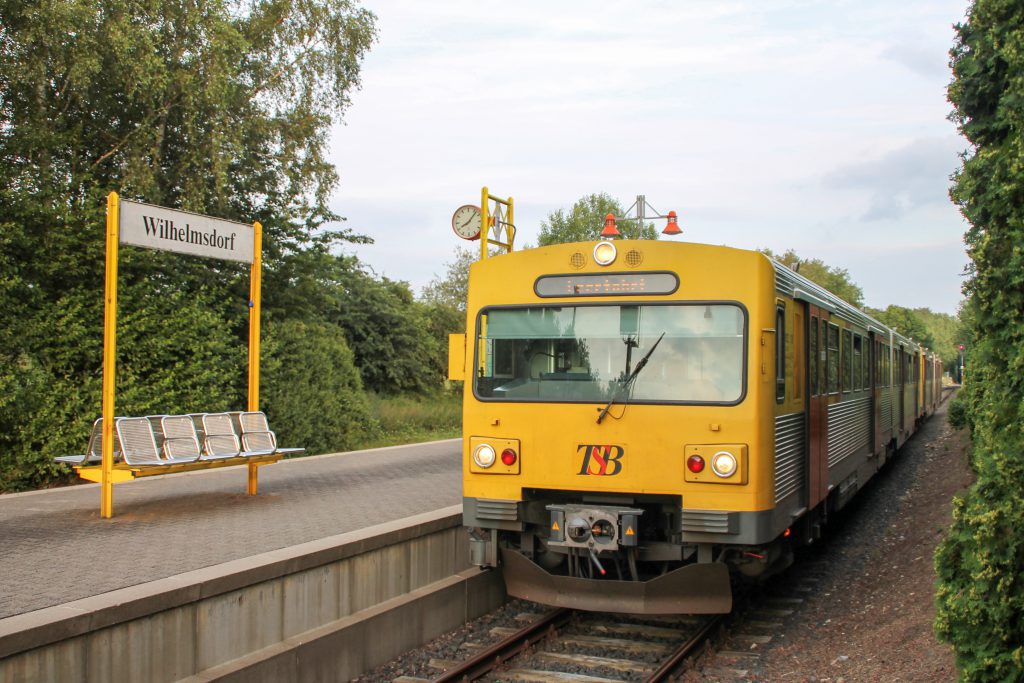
0, 504, 464, 660
179, 568, 507, 682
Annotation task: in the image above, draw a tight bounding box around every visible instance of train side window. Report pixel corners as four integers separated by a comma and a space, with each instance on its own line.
793, 309, 803, 401
886, 345, 891, 386
827, 323, 839, 394
842, 329, 853, 393
875, 341, 882, 387
775, 305, 785, 403
810, 317, 819, 396
853, 334, 863, 391
823, 321, 831, 395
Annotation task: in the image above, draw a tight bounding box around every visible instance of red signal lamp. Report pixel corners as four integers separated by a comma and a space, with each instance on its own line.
686, 455, 705, 473
662, 210, 682, 235
501, 448, 518, 466
600, 213, 620, 238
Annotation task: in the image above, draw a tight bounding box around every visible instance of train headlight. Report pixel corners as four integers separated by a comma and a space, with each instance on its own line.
469, 436, 521, 474
684, 444, 747, 484
593, 241, 617, 266
711, 451, 738, 478
473, 444, 496, 468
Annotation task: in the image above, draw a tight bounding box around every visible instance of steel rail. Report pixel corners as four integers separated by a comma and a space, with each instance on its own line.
431, 607, 572, 683
643, 614, 725, 682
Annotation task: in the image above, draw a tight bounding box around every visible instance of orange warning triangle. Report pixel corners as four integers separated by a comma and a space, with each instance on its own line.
552, 521, 560, 531
625, 526, 635, 536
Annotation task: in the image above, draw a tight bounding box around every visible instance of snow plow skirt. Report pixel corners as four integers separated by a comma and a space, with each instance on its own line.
500, 549, 733, 615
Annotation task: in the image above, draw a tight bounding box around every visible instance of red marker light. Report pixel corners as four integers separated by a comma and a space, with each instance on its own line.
687, 455, 705, 473
662, 210, 682, 235
501, 448, 518, 466
600, 213, 620, 238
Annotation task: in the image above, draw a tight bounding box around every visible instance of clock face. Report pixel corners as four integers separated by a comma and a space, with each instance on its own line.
452, 205, 482, 240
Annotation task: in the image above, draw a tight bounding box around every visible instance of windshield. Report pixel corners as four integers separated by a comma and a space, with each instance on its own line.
474, 303, 746, 404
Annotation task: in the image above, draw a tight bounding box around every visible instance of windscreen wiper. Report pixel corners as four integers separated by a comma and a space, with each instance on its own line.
596, 332, 665, 424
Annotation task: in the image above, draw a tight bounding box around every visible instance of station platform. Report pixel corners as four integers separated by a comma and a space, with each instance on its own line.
0, 439, 462, 620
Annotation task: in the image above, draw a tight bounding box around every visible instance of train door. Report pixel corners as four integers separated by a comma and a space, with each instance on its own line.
806, 305, 829, 509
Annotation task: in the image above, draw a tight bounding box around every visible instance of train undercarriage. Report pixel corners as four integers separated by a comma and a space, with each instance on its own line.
467, 489, 800, 615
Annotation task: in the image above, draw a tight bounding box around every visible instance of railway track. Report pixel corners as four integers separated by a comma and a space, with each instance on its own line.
427, 607, 724, 682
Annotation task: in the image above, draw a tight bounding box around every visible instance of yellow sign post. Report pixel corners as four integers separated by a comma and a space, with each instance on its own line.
98, 192, 262, 518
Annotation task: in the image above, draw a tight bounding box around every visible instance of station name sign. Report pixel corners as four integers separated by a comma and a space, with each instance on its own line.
119, 199, 255, 263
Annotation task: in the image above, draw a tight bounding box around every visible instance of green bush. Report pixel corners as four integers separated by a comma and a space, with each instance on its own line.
261, 318, 379, 455
947, 393, 969, 431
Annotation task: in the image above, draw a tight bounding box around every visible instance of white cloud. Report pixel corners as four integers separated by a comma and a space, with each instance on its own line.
329, 0, 971, 314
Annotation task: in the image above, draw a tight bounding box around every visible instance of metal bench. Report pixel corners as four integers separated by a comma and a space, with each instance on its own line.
61, 412, 302, 490
55, 418, 113, 464
238, 411, 305, 457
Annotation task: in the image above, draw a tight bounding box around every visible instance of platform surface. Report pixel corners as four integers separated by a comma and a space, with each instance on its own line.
0, 439, 462, 619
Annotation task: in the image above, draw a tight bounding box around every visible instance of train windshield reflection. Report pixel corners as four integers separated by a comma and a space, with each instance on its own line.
474, 304, 746, 404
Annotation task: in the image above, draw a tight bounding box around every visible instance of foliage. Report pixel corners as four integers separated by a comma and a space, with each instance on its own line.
261, 318, 378, 454
538, 193, 660, 245
0, 0, 389, 490
947, 392, 969, 431
358, 389, 461, 449
865, 304, 936, 348
760, 248, 865, 308
422, 247, 476, 312
934, 1, 1024, 679
912, 307, 964, 373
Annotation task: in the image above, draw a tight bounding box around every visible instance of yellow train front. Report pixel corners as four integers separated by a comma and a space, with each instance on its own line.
449, 239, 934, 615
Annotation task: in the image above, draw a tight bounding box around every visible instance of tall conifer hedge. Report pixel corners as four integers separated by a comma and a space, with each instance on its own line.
935, 1, 1024, 679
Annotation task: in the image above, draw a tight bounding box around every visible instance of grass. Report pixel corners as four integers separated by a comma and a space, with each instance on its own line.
354, 390, 463, 451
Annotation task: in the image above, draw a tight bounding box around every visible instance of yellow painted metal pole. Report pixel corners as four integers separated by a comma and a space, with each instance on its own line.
507, 196, 515, 250
247, 222, 262, 495
480, 187, 489, 261
101, 193, 120, 518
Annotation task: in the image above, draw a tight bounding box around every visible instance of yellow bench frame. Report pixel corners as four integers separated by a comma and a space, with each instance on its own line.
74, 452, 283, 491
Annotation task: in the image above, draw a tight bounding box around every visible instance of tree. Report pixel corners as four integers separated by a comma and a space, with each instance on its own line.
422, 247, 476, 313
865, 305, 935, 349
538, 193, 660, 245
911, 307, 963, 373
934, 2, 1024, 679
760, 248, 865, 308
0, 0, 378, 489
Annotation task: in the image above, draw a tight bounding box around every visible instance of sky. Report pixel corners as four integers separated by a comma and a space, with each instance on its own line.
329, 0, 971, 315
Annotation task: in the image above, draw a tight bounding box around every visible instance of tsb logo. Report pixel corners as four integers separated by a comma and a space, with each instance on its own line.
577, 444, 624, 476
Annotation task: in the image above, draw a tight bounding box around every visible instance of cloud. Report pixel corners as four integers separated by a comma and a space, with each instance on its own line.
822, 137, 962, 221
882, 42, 952, 80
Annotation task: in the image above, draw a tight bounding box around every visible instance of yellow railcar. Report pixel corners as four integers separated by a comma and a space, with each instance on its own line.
449, 239, 937, 614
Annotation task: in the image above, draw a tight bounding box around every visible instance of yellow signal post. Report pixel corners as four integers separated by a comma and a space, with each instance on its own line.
480, 187, 515, 260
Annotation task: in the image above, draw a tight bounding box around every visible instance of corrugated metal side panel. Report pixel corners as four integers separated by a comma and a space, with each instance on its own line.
775, 266, 801, 298
879, 388, 893, 431
774, 411, 805, 503
476, 499, 518, 521
827, 396, 872, 468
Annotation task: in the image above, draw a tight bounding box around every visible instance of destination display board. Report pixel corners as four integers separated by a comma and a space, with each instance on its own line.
534, 272, 679, 297
119, 199, 255, 263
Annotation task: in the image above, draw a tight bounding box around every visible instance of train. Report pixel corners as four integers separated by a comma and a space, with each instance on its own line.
447, 238, 941, 614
